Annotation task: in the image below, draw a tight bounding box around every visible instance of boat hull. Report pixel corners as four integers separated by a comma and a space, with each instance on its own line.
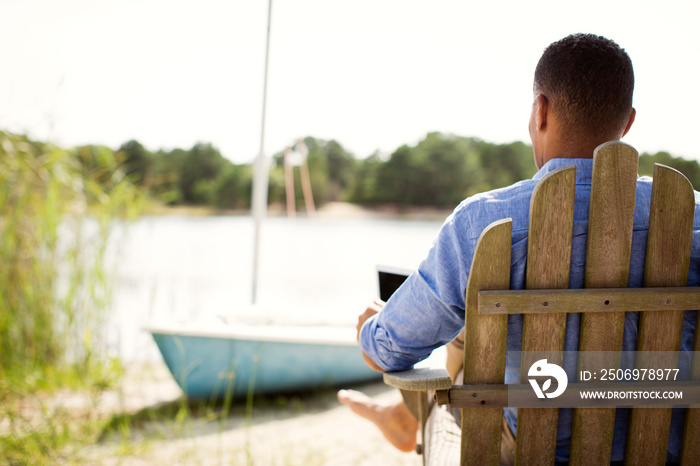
150, 329, 381, 399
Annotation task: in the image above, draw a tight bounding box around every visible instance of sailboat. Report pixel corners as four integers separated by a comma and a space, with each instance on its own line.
145, 0, 380, 399
145, 315, 380, 398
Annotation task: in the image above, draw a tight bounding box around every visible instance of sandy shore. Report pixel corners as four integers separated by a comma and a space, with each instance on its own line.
79, 361, 422, 465
145, 201, 454, 223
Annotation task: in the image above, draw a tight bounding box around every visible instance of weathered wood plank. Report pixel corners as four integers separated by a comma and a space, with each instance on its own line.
571, 142, 638, 465
478, 287, 699, 315
580, 142, 638, 288
444, 381, 700, 408
517, 165, 576, 465
460, 218, 512, 466
625, 164, 695, 465
577, 142, 636, 350
638, 164, 695, 349
383, 368, 453, 391
402, 390, 431, 460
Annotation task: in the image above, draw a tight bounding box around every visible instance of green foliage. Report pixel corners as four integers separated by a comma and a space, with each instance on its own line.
639, 151, 700, 188
113, 133, 541, 211
0, 131, 144, 370
117, 139, 152, 185
264, 133, 536, 210
313, 138, 357, 201
347, 152, 383, 204
179, 142, 227, 203
474, 140, 536, 192
357, 133, 535, 207
124, 142, 254, 210
207, 163, 254, 210
150, 147, 188, 204
99, 134, 700, 212
268, 137, 358, 208
0, 131, 144, 464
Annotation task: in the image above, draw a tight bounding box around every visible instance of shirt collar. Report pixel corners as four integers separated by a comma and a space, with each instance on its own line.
532, 158, 593, 185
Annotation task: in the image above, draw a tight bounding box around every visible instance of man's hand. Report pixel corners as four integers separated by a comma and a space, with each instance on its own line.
357, 298, 386, 373
356, 298, 385, 341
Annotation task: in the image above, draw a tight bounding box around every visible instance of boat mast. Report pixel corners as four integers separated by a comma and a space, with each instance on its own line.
251, 0, 273, 304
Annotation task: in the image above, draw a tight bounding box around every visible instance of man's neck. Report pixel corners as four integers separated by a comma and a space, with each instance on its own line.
540, 138, 613, 165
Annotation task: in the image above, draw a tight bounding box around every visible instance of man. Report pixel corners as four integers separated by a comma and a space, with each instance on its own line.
339, 33, 699, 463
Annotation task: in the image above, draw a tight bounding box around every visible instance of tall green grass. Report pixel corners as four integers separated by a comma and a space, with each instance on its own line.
0, 131, 144, 463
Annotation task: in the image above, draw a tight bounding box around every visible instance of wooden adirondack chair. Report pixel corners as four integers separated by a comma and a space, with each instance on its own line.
383, 141, 700, 465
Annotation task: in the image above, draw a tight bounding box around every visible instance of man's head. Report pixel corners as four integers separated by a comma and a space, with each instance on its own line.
529, 34, 636, 167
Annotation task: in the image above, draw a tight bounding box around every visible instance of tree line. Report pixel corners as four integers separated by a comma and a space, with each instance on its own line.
113, 132, 700, 211
112, 133, 534, 210
15, 130, 700, 211
111, 133, 537, 210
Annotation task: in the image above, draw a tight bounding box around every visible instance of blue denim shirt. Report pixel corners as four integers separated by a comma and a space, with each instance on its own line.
360, 158, 700, 462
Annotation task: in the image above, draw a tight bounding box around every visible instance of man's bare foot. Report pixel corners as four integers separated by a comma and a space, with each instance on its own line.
337, 389, 418, 452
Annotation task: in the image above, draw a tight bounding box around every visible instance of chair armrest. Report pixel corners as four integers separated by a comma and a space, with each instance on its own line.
383, 367, 452, 391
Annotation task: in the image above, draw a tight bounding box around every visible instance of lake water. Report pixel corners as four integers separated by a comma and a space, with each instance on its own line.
107, 214, 445, 363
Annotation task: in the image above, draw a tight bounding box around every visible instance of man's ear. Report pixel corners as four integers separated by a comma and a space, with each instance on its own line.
534, 94, 548, 131
621, 108, 636, 138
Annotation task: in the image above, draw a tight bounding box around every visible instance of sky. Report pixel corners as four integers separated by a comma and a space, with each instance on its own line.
1, 0, 699, 164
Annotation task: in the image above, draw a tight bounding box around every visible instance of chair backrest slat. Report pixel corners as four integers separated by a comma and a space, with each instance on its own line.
515, 165, 576, 465
570, 142, 638, 464
460, 218, 512, 466
625, 164, 695, 464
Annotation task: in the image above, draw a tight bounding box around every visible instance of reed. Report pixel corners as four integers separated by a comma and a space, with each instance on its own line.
0, 131, 144, 463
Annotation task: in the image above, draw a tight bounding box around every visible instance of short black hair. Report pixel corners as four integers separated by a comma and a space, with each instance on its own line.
534, 33, 634, 139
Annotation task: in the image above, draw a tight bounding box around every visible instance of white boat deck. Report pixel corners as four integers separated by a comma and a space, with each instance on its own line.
144, 318, 360, 346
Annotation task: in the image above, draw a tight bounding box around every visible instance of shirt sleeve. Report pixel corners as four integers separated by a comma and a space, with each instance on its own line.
359, 205, 475, 371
